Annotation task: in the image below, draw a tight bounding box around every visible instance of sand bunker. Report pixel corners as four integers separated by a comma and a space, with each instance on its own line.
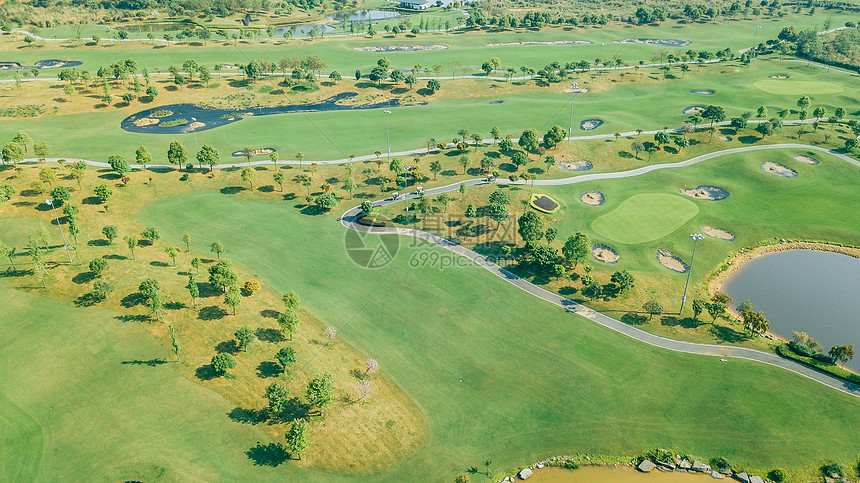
701, 225, 735, 241
717, 135, 732, 142
614, 38, 691, 47
580, 119, 603, 130
761, 162, 798, 177
558, 160, 593, 172
656, 248, 689, 273
679, 185, 730, 201
353, 44, 448, 53
487, 40, 592, 47
689, 89, 715, 95
769, 75, 789, 79
591, 244, 619, 263
563, 88, 590, 94
188, 122, 205, 129
580, 191, 605, 206
0, 59, 82, 70
791, 154, 819, 165
231, 147, 276, 157
132, 117, 159, 127
683, 106, 705, 115
489, 100, 504, 104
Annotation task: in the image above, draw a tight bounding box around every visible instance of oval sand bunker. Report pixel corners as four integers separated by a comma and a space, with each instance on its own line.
558, 160, 593, 172
580, 191, 605, 206
791, 154, 819, 165
761, 162, 798, 177
592, 244, 619, 263
580, 119, 603, 130
683, 106, 705, 115
701, 225, 735, 241
679, 185, 729, 201
656, 248, 689, 273
689, 89, 715, 95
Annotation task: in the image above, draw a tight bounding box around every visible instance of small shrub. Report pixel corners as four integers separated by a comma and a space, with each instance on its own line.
821, 461, 845, 478
644, 448, 674, 464
812, 352, 836, 364
710, 457, 731, 472
767, 468, 787, 482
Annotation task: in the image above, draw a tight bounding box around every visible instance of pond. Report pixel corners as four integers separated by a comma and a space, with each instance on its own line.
722, 249, 860, 371
528, 466, 711, 482
274, 10, 404, 37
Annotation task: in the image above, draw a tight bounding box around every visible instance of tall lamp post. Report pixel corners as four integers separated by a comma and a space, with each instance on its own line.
383, 109, 392, 164
403, 164, 411, 213
45, 198, 73, 263
567, 82, 579, 139
679, 233, 705, 314
749, 25, 762, 68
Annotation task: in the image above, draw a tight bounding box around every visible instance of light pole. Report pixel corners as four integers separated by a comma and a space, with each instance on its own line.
749, 25, 762, 68
679, 233, 705, 314
568, 82, 579, 139
403, 165, 411, 214
596, 42, 605, 78
45, 198, 73, 263
383, 109, 392, 164
190, 117, 199, 151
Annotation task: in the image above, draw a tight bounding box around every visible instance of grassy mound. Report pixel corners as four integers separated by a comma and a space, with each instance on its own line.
591, 193, 698, 244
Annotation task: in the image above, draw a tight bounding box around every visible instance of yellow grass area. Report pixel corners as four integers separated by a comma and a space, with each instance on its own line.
0, 163, 427, 474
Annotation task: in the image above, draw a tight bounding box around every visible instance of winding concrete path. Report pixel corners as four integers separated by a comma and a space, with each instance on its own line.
338, 143, 860, 398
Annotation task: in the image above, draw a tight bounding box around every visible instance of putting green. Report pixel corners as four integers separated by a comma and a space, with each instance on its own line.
591, 193, 699, 244
752, 79, 844, 95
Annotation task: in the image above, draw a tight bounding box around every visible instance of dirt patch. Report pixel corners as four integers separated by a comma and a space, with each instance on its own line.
488, 40, 592, 47
580, 191, 604, 206
792, 154, 819, 165
591, 244, 619, 263
656, 248, 689, 273
133, 117, 159, 127
580, 119, 603, 130
188, 122, 205, 129
683, 106, 705, 115
701, 225, 735, 241
558, 160, 593, 172
353, 44, 448, 53
760, 162, 798, 178
717, 134, 732, 142
679, 185, 730, 201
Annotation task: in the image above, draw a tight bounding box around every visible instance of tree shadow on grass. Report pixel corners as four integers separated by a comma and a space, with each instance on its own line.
115, 314, 152, 323
621, 312, 648, 325
280, 397, 311, 422
120, 292, 147, 308
246, 442, 289, 467
72, 271, 96, 284
150, 261, 170, 267
228, 407, 267, 425
86, 238, 109, 247
260, 309, 280, 319
82, 196, 103, 205
164, 301, 185, 310
256, 361, 282, 379
195, 364, 218, 380
257, 185, 275, 193
198, 305, 228, 320
220, 186, 246, 195
74, 292, 100, 307
709, 324, 751, 343
216, 340, 238, 354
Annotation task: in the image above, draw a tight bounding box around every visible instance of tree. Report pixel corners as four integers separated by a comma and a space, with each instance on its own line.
276, 347, 297, 371
196, 145, 220, 171
0, 241, 16, 270
813, 106, 826, 121
234, 326, 253, 351
489, 190, 510, 207
582, 281, 603, 300
89, 257, 108, 276
459, 155, 470, 174
12, 131, 32, 152
208, 259, 237, 292
702, 105, 726, 127
141, 227, 160, 244
510, 151, 528, 169
190, 257, 201, 275
562, 233, 589, 267
164, 246, 179, 266
92, 279, 114, 302
543, 125, 566, 149
829, 345, 855, 367
265, 382, 290, 416
108, 155, 130, 177
139, 278, 163, 318
673, 136, 689, 153
135, 145, 151, 170
343, 178, 357, 199
426, 79, 441, 93
211, 352, 236, 375
167, 141, 187, 171
240, 167, 256, 189
796, 95, 810, 111
756, 121, 774, 138
272, 172, 285, 192
2, 142, 24, 165
50, 187, 70, 206
517, 212, 544, 243
429, 159, 442, 180
278, 309, 300, 341
285, 419, 310, 459
654, 131, 670, 147
518, 129, 540, 152
33, 140, 49, 161
224, 284, 241, 315
643, 300, 663, 320
631, 140, 645, 159
124, 235, 137, 259
315, 192, 338, 212
187, 274, 199, 306
691, 299, 706, 320
102, 225, 118, 244
610, 270, 635, 293
145, 86, 158, 99
210, 240, 225, 261
706, 301, 727, 321
306, 372, 335, 415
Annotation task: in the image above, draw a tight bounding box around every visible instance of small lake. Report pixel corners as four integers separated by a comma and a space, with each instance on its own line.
723, 249, 860, 371
274, 10, 403, 37
529, 466, 711, 482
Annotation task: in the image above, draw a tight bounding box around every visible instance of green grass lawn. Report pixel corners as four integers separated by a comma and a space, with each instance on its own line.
1, 59, 857, 163
129, 186, 860, 480
591, 193, 699, 244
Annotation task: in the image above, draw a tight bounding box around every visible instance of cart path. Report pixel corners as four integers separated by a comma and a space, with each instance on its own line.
337, 143, 860, 398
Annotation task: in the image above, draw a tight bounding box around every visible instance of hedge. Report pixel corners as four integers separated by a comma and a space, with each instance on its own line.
776, 344, 860, 385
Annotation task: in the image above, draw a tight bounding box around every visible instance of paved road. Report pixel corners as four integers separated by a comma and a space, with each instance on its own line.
338, 143, 860, 398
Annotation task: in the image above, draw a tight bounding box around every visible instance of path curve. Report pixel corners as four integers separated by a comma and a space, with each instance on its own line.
338, 143, 860, 398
